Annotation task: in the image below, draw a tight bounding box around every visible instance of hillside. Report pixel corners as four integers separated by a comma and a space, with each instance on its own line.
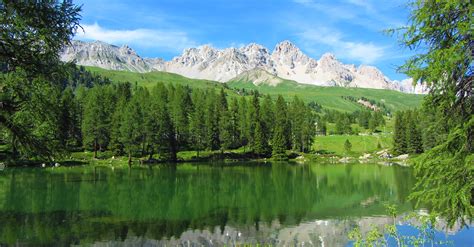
85, 66, 423, 112
228, 76, 423, 112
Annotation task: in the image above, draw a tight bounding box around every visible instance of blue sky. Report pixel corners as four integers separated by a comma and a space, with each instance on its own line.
75, 0, 416, 80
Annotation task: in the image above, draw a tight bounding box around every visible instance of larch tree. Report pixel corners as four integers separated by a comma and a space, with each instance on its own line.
390, 0, 473, 225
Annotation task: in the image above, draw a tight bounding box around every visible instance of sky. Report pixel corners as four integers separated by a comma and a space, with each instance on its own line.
74, 0, 416, 80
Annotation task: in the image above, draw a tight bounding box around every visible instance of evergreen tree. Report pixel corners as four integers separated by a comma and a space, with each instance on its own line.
301, 106, 316, 152
272, 95, 290, 156
228, 97, 240, 148
238, 97, 249, 149
344, 139, 352, 153
204, 91, 220, 150
247, 92, 260, 150
253, 121, 270, 157
120, 97, 144, 165
260, 95, 275, 141
189, 90, 207, 157
81, 86, 112, 158
290, 96, 305, 151
59, 87, 81, 149
169, 85, 191, 150
392, 111, 407, 155
406, 111, 423, 154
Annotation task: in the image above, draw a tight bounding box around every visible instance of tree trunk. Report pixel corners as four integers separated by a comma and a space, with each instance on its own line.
128, 151, 132, 167
148, 149, 153, 161
11, 134, 17, 159
93, 139, 97, 159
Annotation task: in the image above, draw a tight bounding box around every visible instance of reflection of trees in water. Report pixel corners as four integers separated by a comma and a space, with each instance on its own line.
0, 163, 414, 245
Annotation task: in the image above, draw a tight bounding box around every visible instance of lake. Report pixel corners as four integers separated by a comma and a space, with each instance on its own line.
0, 162, 472, 246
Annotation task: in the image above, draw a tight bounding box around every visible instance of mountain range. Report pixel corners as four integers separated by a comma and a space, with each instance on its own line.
61, 40, 426, 93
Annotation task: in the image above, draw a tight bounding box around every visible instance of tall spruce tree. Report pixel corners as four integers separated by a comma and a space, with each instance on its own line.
272, 95, 291, 155
189, 90, 207, 157
392, 111, 407, 155
120, 96, 144, 165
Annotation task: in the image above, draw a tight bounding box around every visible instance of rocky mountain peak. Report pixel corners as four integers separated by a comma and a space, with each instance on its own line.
273, 40, 298, 53
60, 40, 422, 93
319, 52, 337, 61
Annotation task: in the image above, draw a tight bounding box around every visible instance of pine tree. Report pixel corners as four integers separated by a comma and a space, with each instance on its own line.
253, 121, 270, 157
81, 86, 112, 158
238, 97, 249, 148
344, 139, 352, 153
392, 111, 407, 155
169, 85, 191, 150
189, 90, 207, 158
260, 95, 274, 141
406, 111, 423, 154
205, 90, 220, 150
290, 96, 305, 151
272, 95, 291, 156
301, 106, 316, 152
109, 99, 126, 155
58, 87, 81, 148
228, 97, 240, 148
247, 92, 260, 150
120, 96, 144, 165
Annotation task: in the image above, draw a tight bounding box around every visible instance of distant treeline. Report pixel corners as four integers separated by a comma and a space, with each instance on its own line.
321, 109, 386, 135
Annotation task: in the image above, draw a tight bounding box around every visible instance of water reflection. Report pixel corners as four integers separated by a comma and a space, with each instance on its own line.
0, 162, 467, 246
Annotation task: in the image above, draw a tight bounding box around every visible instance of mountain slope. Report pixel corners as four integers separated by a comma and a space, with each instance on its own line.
62, 40, 426, 93
85, 66, 423, 112
227, 76, 423, 112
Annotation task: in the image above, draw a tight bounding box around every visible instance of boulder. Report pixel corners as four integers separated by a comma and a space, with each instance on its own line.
394, 154, 409, 160
358, 153, 371, 160
339, 157, 352, 163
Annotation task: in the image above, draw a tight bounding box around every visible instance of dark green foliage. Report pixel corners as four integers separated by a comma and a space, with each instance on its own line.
392, 112, 407, 155
169, 85, 191, 150
344, 139, 352, 153
406, 111, 423, 154
81, 86, 114, 158
204, 91, 220, 150
272, 96, 290, 156
390, 0, 473, 225
189, 90, 206, 157
335, 114, 352, 135
0, 0, 81, 159
120, 97, 144, 164
0, 0, 81, 74
59, 87, 82, 149
253, 121, 270, 157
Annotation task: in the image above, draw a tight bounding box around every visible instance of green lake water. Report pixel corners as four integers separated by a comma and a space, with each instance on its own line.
0, 162, 470, 246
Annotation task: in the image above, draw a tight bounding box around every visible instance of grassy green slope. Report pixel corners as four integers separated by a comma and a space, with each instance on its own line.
86, 66, 227, 90
228, 79, 424, 112
85, 66, 423, 112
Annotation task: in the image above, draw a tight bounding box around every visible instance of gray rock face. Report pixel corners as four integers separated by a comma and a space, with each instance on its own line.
61, 40, 427, 93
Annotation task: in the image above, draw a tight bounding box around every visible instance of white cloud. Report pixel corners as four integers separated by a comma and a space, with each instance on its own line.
298, 27, 387, 64
76, 23, 197, 53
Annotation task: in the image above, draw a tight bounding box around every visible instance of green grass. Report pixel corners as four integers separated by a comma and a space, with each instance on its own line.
86, 66, 232, 91
312, 134, 392, 156
228, 79, 424, 112
85, 66, 424, 113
